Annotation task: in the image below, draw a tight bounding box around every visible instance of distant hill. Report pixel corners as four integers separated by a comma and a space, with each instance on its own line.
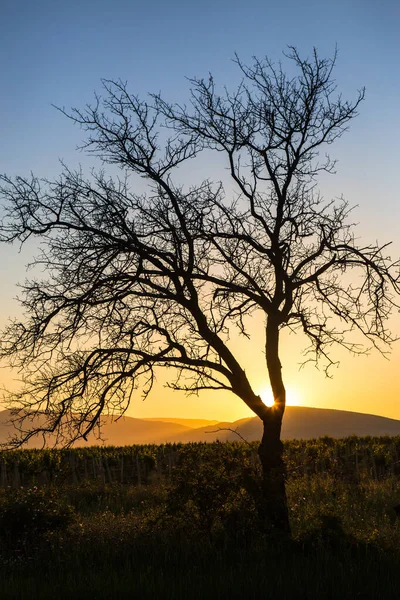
1, 406, 400, 447
164, 407, 400, 443
0, 410, 191, 448
283, 407, 400, 440
142, 418, 220, 429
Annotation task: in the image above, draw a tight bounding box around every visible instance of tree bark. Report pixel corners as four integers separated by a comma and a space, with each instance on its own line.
257, 314, 290, 535
258, 409, 290, 535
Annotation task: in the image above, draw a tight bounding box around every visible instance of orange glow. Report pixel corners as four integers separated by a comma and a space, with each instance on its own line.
259, 385, 303, 408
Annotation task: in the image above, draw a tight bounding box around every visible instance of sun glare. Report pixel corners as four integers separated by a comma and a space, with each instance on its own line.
259, 386, 302, 407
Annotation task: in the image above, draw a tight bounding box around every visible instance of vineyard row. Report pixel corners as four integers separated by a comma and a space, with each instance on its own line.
0, 436, 400, 488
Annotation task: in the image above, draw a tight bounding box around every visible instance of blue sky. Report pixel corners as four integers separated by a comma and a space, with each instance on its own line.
1, 0, 400, 420
2, 0, 399, 174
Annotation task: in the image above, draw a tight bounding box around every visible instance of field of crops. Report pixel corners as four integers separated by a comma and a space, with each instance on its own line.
1, 437, 400, 599
1, 436, 400, 488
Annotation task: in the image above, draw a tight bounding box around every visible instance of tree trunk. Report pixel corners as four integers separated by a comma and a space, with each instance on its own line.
257, 313, 290, 535
258, 409, 290, 535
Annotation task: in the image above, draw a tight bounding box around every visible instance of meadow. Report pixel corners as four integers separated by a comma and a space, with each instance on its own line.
1, 437, 400, 599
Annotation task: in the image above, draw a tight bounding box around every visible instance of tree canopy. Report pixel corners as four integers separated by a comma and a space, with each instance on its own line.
0, 48, 399, 450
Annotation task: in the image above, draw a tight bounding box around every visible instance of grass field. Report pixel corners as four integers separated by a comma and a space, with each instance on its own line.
1, 438, 400, 599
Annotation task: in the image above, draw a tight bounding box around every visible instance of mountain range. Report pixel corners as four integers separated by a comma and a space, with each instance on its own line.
1, 406, 400, 448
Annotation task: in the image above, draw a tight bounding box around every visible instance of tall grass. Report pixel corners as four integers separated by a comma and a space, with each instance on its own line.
1, 438, 400, 599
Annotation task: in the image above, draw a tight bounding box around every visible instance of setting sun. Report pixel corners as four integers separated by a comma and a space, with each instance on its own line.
259, 386, 302, 408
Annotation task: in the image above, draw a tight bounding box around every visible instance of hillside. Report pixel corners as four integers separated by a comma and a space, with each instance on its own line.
142, 418, 220, 429
0, 411, 191, 448
165, 407, 400, 443
1, 406, 400, 447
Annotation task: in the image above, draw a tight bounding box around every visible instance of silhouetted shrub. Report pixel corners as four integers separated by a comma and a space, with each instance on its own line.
0, 486, 76, 549
165, 443, 261, 540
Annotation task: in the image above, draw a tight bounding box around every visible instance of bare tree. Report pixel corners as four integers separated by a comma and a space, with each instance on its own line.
1, 48, 399, 533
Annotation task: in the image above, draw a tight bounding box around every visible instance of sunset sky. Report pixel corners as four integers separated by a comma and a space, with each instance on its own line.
1, 0, 399, 422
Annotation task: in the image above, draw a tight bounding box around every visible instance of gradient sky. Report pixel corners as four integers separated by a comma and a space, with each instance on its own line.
1, 0, 399, 421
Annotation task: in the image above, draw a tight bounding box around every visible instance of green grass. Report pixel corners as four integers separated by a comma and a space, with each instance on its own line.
2, 530, 400, 600
1, 439, 400, 599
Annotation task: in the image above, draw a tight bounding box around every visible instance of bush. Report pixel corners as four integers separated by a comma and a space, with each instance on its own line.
0, 486, 76, 549
165, 443, 261, 541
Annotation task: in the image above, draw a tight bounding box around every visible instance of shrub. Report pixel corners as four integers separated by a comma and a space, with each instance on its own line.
165, 443, 261, 540
0, 486, 76, 549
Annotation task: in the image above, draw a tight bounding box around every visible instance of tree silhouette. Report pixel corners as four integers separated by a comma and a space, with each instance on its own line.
1, 48, 399, 532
